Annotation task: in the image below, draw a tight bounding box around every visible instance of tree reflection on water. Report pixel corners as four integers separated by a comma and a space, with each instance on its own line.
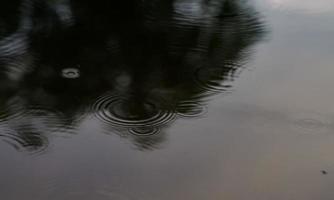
0, 0, 266, 152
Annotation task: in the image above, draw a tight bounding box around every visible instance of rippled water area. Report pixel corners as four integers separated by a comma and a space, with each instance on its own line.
1, 0, 334, 199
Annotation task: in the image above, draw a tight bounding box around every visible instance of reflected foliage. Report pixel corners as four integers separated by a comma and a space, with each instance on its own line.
0, 0, 265, 152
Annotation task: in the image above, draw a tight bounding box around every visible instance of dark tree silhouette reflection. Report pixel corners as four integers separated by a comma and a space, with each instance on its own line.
0, 0, 266, 152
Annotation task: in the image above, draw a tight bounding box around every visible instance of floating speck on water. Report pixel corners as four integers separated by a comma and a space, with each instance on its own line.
61, 68, 80, 79
322, 170, 328, 175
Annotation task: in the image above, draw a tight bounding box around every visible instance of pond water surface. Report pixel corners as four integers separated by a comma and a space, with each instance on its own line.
1, 0, 334, 199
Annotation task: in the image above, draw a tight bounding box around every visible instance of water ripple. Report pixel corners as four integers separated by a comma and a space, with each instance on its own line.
292, 114, 333, 134
176, 101, 207, 118
92, 93, 176, 130
0, 126, 49, 154
0, 106, 75, 153
0, 99, 27, 123
128, 127, 160, 136
194, 63, 237, 93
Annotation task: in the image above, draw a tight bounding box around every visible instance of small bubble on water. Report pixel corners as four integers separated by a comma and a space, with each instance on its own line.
61, 68, 80, 79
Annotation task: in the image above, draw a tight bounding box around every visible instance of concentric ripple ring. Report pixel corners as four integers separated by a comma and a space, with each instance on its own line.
194, 64, 236, 93
176, 101, 208, 118
128, 127, 160, 136
92, 93, 176, 129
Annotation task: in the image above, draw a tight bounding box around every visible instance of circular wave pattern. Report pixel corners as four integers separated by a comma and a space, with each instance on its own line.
0, 105, 80, 153
176, 101, 207, 118
0, 101, 28, 124
194, 64, 237, 93
0, 109, 26, 123
0, 126, 49, 154
293, 118, 331, 133
128, 127, 160, 136
92, 93, 176, 131
24, 107, 71, 132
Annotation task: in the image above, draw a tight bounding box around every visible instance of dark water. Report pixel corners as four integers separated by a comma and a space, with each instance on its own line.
0, 0, 334, 199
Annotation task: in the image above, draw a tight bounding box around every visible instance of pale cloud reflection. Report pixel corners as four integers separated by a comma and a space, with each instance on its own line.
266, 0, 334, 13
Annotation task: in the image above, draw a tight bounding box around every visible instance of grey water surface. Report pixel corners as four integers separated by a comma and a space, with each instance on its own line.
0, 0, 334, 199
